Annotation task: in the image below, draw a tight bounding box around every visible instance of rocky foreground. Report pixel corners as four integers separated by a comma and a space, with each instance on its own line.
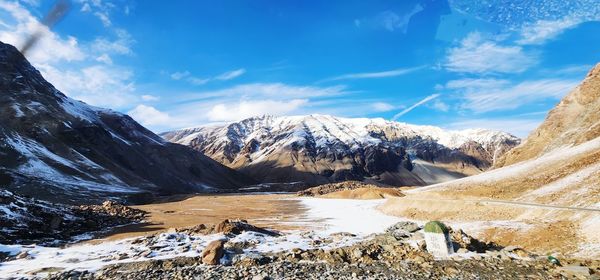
33, 220, 599, 280
0, 190, 146, 247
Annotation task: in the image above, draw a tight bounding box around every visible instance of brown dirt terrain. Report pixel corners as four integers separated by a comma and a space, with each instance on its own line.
320, 187, 404, 199
98, 194, 309, 241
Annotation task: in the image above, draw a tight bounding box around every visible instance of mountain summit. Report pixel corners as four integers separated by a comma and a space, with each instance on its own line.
0, 42, 253, 204
162, 114, 519, 187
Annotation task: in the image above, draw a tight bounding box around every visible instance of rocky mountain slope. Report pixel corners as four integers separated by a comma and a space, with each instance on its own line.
381, 63, 600, 258
495, 63, 600, 167
162, 115, 519, 187
0, 42, 253, 204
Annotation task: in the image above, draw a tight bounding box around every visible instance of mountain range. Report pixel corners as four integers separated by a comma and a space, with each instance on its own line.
0, 41, 253, 204
162, 115, 520, 187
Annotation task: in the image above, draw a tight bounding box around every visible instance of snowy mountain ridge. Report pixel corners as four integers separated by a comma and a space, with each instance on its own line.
162, 114, 520, 187
165, 114, 518, 159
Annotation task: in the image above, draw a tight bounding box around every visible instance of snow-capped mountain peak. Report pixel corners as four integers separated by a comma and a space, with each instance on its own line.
162, 114, 520, 187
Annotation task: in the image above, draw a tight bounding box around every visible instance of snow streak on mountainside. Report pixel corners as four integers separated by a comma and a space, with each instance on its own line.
0, 42, 253, 204
162, 115, 520, 187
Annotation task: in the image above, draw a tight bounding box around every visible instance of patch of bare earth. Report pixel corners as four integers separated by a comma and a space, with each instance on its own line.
479, 220, 581, 256
97, 194, 308, 241
319, 187, 404, 200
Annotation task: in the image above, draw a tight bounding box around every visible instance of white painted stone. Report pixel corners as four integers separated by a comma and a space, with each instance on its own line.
424, 232, 454, 258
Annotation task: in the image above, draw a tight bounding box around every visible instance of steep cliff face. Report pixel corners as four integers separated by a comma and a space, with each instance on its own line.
163, 115, 519, 186
0, 42, 253, 204
495, 63, 600, 167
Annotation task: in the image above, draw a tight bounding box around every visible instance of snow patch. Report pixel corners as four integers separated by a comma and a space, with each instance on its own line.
297, 197, 402, 235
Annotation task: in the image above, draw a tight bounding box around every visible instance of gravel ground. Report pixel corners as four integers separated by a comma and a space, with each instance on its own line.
44, 258, 557, 280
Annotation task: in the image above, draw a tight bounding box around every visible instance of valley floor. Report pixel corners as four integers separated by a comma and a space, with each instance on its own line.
1, 193, 598, 279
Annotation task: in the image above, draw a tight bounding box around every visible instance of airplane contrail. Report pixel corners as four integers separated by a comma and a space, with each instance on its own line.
392, 94, 440, 121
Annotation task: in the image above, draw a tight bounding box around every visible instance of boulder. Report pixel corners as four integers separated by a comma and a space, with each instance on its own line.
202, 239, 226, 265
386, 221, 420, 240
213, 219, 280, 236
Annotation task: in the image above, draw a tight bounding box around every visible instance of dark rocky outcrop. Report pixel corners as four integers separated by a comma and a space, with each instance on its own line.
0, 190, 146, 245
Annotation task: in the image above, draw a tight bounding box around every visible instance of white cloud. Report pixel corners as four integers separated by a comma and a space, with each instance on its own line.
445, 32, 536, 74
128, 105, 171, 126
376, 5, 422, 32
170, 71, 190, 80
170, 68, 245, 85
80, 3, 91, 12
444, 78, 578, 113
392, 94, 440, 120
141, 95, 159, 101
517, 17, 581, 45
39, 64, 137, 108
215, 68, 246, 81
0, 2, 141, 110
78, 0, 117, 28
324, 66, 425, 81
207, 99, 308, 122
180, 83, 347, 101
188, 77, 210, 85
371, 102, 395, 112
135, 83, 350, 131
0, 2, 85, 64
94, 11, 111, 27
430, 99, 449, 112
446, 118, 543, 138
18, 0, 40, 6
91, 29, 134, 55
95, 53, 112, 64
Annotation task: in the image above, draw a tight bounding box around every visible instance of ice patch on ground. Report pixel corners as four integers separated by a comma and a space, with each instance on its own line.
296, 197, 402, 235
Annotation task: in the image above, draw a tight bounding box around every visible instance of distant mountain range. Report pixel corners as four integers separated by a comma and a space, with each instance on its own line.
162, 115, 520, 187
0, 41, 253, 204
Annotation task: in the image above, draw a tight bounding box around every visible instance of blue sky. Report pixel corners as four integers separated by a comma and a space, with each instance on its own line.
1, 0, 600, 137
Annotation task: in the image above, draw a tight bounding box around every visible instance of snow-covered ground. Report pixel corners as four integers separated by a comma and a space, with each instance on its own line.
297, 197, 402, 234
0, 197, 403, 278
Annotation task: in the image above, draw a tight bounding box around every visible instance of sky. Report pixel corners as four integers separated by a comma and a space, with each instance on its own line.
1, 0, 600, 137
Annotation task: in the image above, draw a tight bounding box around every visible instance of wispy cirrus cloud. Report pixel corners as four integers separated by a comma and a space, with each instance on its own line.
355, 4, 423, 33
77, 0, 129, 28
170, 68, 246, 85
445, 32, 537, 74
323, 66, 425, 82
215, 68, 246, 81
443, 78, 578, 113
516, 17, 582, 45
